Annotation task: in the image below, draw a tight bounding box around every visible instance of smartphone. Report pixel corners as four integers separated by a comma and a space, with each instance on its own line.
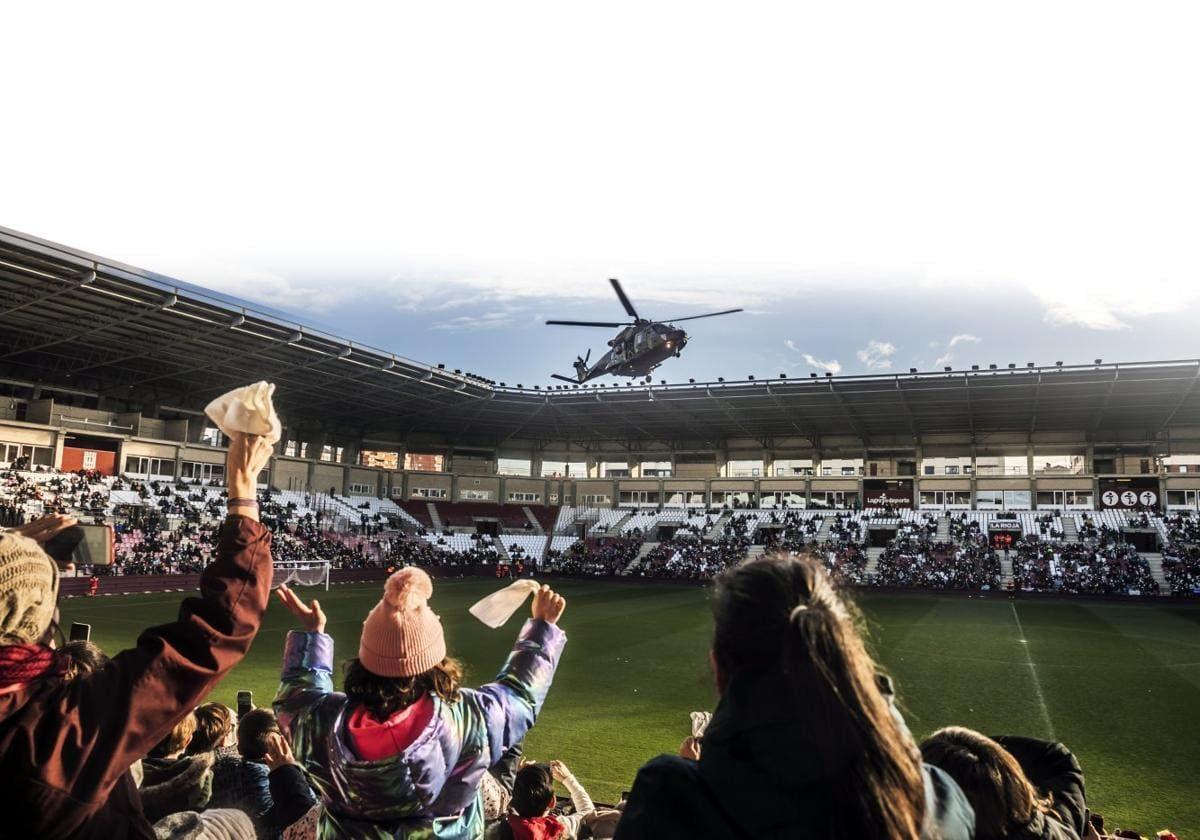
43, 524, 114, 567
237, 690, 253, 720
69, 622, 92, 642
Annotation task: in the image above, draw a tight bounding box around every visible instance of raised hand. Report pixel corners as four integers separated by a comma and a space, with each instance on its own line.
549, 759, 570, 781
9, 513, 78, 544
531, 584, 566, 624
276, 583, 327, 633
225, 432, 273, 509
263, 731, 297, 771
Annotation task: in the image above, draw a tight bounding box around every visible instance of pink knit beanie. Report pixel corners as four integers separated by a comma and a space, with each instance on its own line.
358, 567, 447, 678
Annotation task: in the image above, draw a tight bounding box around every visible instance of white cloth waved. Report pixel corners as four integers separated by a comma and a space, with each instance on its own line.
468, 578, 541, 628
204, 381, 282, 444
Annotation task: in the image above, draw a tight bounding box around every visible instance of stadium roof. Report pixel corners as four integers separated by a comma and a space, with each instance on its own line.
3, 225, 1200, 452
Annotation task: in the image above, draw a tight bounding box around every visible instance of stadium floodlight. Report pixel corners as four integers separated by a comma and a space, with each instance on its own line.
989, 364, 997, 369
159, 293, 178, 309
971, 365, 979, 370
825, 372, 832, 377
1008, 363, 1016, 369
909, 367, 917, 373
382, 359, 396, 370
287, 330, 302, 343
74, 269, 96, 286
810, 373, 817, 378
780, 373, 787, 378
437, 363, 445, 369
689, 378, 695, 383
337, 346, 352, 358
944, 366, 952, 372
228, 314, 245, 327
1027, 362, 1035, 368
1055, 361, 1063, 366
748, 375, 755, 380
1095, 358, 1103, 364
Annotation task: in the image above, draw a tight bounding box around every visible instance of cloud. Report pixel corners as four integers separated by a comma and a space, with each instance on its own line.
802, 353, 842, 374
933, 333, 982, 369
431, 310, 524, 331
784, 339, 841, 373
856, 339, 896, 369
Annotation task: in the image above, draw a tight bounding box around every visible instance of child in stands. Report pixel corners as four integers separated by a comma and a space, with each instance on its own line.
503, 760, 595, 840
274, 568, 568, 838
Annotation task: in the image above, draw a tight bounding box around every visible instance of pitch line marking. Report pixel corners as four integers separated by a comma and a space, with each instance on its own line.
1010, 602, 1057, 741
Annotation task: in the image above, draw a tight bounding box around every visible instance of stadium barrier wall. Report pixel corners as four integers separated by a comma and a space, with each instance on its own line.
61, 565, 1198, 605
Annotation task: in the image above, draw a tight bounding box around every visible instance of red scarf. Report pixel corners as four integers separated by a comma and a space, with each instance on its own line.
0, 644, 60, 687
506, 815, 565, 840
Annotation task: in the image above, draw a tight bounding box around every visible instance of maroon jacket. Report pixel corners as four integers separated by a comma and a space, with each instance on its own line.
0, 515, 273, 839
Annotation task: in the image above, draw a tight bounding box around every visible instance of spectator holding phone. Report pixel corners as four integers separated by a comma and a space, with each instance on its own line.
274, 569, 568, 839
0, 431, 276, 839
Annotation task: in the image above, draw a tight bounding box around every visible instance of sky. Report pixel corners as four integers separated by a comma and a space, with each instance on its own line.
2, 2, 1198, 386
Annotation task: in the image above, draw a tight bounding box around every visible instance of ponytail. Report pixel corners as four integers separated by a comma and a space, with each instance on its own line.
713, 553, 926, 839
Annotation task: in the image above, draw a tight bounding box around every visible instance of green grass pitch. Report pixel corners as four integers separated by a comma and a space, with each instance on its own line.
62, 579, 1200, 835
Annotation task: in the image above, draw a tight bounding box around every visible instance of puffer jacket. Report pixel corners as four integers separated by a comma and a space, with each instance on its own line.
615, 668, 976, 840
274, 618, 566, 840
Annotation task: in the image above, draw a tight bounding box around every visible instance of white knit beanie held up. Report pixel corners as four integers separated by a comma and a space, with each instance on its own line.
0, 531, 60, 645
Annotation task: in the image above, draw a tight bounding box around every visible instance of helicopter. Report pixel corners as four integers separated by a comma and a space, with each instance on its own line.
546, 278, 742, 384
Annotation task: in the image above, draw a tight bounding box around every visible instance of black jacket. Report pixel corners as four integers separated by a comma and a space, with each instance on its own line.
614, 670, 975, 840
994, 736, 1087, 840
210, 757, 317, 839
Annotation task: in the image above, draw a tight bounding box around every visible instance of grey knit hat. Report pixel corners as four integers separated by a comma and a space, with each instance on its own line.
153, 809, 256, 840
0, 531, 59, 644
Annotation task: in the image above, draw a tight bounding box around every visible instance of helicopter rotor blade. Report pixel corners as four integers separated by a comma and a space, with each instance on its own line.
546, 319, 631, 328
659, 308, 744, 323
609, 278, 640, 320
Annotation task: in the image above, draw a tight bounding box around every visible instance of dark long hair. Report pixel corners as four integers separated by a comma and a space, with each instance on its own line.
920, 727, 1050, 839
711, 553, 926, 839
343, 656, 463, 718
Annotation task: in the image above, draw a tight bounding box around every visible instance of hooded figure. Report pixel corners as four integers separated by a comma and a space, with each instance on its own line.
274, 569, 568, 839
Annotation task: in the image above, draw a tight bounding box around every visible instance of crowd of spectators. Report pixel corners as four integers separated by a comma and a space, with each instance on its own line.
632, 535, 749, 580
546, 539, 641, 576
875, 531, 1001, 590
3, 424, 1193, 837
1012, 536, 1157, 596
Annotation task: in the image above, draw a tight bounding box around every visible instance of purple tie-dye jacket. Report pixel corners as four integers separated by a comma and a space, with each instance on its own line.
274, 619, 566, 840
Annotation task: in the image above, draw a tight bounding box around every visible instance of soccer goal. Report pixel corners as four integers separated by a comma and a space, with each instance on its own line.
272, 560, 332, 591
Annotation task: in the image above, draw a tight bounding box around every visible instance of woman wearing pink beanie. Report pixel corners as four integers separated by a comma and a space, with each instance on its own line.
273, 568, 567, 839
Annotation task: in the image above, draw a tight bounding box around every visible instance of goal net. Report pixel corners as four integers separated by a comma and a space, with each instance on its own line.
272, 561, 331, 591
